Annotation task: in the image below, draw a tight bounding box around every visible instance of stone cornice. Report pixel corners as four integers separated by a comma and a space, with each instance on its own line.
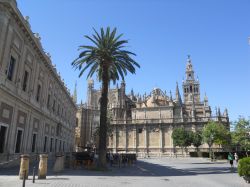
0, 0, 76, 108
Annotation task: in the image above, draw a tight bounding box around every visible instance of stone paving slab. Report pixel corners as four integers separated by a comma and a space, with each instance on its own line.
0, 158, 249, 187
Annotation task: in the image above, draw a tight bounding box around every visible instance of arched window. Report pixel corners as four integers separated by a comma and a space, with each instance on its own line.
190, 85, 192, 92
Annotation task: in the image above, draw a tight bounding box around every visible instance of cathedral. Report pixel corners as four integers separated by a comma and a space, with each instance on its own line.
75, 56, 229, 156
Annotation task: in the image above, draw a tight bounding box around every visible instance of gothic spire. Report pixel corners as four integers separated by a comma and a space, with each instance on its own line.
88, 79, 94, 89
73, 81, 77, 103
223, 108, 229, 117
218, 107, 221, 117
175, 82, 182, 105
204, 92, 208, 106
131, 89, 134, 96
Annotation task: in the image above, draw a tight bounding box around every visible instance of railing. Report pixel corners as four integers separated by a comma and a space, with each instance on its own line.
111, 116, 229, 125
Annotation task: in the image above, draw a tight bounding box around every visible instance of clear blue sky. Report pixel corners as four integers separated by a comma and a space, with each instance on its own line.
17, 0, 250, 121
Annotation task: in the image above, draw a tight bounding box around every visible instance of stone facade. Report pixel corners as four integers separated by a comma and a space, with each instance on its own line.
0, 0, 77, 162
75, 105, 95, 149
77, 56, 229, 156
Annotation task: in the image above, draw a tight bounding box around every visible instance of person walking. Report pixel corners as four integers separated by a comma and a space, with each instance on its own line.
228, 152, 234, 168
109, 152, 114, 167
234, 153, 239, 164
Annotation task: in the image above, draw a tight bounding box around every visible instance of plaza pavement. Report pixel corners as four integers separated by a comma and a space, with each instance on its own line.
0, 157, 248, 187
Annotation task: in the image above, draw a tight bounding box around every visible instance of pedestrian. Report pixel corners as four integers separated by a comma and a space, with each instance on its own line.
109, 152, 113, 167
94, 153, 99, 167
234, 153, 239, 164
228, 152, 234, 168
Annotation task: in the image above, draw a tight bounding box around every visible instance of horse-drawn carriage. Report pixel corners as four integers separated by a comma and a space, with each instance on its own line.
72, 151, 94, 169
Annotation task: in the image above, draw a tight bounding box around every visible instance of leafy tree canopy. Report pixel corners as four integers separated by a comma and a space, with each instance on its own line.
202, 121, 230, 147
192, 131, 202, 148
172, 127, 193, 148
231, 117, 250, 151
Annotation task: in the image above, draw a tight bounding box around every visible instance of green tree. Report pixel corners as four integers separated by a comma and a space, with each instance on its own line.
192, 131, 202, 152
231, 117, 250, 154
72, 27, 140, 169
172, 127, 193, 156
202, 121, 230, 160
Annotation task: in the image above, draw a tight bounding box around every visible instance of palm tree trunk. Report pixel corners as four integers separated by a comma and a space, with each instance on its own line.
98, 64, 109, 169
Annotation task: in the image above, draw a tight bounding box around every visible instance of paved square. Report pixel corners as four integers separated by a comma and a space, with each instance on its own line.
0, 158, 248, 187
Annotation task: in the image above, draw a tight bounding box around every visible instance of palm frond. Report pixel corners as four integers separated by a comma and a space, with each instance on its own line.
71, 27, 140, 83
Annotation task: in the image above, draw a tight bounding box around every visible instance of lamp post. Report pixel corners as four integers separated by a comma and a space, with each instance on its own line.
210, 134, 214, 161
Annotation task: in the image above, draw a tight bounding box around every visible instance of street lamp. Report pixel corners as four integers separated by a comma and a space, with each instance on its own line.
210, 134, 214, 161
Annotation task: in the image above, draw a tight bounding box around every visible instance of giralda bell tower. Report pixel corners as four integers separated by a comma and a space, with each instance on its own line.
182, 55, 201, 104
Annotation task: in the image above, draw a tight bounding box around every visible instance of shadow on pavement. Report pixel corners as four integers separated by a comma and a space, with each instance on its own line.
61, 160, 238, 177
46, 177, 69, 180
0, 159, 55, 176
190, 162, 227, 164
0, 160, 237, 177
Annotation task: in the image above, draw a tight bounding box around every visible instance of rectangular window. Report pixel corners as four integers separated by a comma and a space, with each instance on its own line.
43, 136, 47, 153
31, 134, 36, 152
76, 118, 79, 127
138, 128, 143, 133
55, 139, 57, 152
57, 104, 60, 115
50, 138, 53, 152
0, 126, 7, 153
47, 94, 50, 108
36, 84, 41, 102
52, 99, 55, 112
59, 140, 61, 152
15, 130, 23, 153
6, 56, 16, 81
63, 141, 65, 152
22, 71, 29, 92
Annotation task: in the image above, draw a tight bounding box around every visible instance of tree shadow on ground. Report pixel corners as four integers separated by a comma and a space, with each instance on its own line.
0, 160, 237, 177
62, 160, 238, 177
189, 162, 227, 164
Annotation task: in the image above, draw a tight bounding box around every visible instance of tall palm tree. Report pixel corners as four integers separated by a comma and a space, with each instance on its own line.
72, 27, 140, 168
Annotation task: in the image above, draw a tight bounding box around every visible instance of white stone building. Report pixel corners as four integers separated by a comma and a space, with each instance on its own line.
0, 0, 77, 162
77, 56, 229, 156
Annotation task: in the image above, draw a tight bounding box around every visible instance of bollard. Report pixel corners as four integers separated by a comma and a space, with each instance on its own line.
53, 154, 64, 173
19, 154, 29, 180
32, 166, 35, 183
22, 170, 26, 187
38, 154, 48, 179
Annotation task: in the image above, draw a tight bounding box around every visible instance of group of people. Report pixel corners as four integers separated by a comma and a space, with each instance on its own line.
228, 152, 239, 168
107, 152, 137, 167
